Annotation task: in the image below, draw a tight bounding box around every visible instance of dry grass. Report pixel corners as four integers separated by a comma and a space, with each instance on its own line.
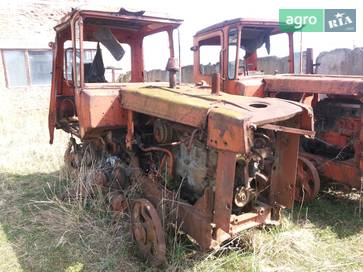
0, 87, 362, 271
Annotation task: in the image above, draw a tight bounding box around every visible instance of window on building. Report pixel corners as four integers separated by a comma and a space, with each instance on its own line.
2, 49, 53, 88
3, 50, 27, 87
28, 51, 52, 85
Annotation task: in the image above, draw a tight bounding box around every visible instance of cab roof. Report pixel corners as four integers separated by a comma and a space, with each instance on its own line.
54, 8, 183, 34
195, 18, 289, 36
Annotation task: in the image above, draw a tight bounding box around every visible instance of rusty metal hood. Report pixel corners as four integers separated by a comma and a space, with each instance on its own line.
263, 74, 363, 96
120, 85, 313, 129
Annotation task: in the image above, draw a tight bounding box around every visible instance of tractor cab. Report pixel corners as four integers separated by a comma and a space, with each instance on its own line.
48, 8, 182, 143
192, 18, 295, 95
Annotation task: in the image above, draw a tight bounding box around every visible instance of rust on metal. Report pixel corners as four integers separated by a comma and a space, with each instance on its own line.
109, 192, 129, 214
260, 123, 315, 137
211, 73, 221, 95
139, 145, 174, 176
213, 151, 236, 240
263, 74, 363, 96
93, 170, 108, 189
192, 17, 363, 201
269, 132, 300, 208
305, 48, 314, 74
131, 199, 167, 266
295, 156, 320, 203
49, 9, 315, 264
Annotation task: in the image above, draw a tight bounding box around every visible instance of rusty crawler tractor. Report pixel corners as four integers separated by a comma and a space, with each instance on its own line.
49, 9, 314, 265
193, 18, 363, 203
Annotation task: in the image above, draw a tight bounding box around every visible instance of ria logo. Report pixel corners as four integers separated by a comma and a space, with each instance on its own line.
325, 9, 356, 32
328, 12, 352, 28
279, 9, 356, 32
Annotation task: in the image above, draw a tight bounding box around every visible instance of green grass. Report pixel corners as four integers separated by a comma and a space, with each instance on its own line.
0, 89, 362, 271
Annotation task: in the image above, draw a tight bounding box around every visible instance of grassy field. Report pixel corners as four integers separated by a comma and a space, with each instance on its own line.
0, 88, 362, 272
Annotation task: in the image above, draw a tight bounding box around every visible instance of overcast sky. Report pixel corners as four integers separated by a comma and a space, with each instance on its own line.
8, 0, 362, 70
123, 0, 362, 70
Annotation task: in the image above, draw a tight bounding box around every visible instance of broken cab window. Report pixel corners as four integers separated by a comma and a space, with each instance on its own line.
143, 31, 171, 82
64, 47, 96, 82
81, 42, 130, 83
256, 32, 289, 74
228, 28, 238, 79
198, 36, 221, 75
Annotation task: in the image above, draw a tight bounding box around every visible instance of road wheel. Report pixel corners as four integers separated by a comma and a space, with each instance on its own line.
131, 198, 166, 266
295, 156, 320, 203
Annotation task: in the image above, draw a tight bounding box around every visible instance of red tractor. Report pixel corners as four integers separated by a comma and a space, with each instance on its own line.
193, 18, 363, 202
49, 9, 313, 265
